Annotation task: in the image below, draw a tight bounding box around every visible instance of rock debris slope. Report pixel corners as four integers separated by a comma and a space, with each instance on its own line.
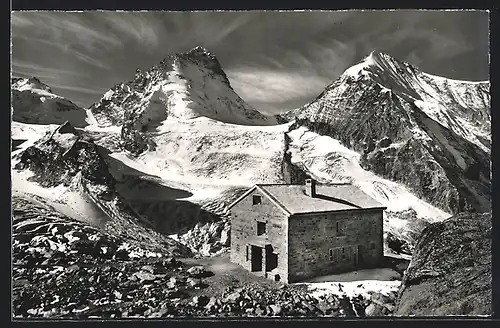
12, 195, 205, 319
285, 51, 490, 214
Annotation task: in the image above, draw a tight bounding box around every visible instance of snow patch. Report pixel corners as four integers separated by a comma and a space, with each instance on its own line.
11, 169, 110, 228
303, 280, 401, 300
296, 268, 401, 299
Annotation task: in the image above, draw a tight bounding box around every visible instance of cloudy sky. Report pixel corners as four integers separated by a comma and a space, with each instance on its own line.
11, 10, 489, 114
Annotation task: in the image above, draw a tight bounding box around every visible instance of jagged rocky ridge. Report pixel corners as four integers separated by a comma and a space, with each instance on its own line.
394, 212, 491, 316
285, 51, 490, 214
13, 122, 192, 257
11, 77, 88, 128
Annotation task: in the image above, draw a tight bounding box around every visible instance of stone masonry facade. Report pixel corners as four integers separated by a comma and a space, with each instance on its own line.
287, 209, 384, 282
230, 190, 289, 283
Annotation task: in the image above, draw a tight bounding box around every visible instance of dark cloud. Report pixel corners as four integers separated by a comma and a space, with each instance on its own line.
11, 10, 489, 113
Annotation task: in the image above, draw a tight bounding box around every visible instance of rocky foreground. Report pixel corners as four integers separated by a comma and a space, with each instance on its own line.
395, 212, 491, 316
13, 195, 400, 319
12, 195, 197, 318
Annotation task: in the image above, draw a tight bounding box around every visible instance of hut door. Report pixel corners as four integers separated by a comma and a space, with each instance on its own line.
265, 245, 278, 272
358, 245, 364, 265
251, 246, 263, 272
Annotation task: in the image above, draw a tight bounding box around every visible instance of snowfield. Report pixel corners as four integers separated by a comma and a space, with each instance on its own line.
11, 121, 57, 154
300, 278, 401, 301
11, 116, 450, 256
11, 172, 110, 229
108, 117, 292, 201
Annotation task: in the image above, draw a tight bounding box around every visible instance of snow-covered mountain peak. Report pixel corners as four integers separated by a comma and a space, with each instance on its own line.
11, 77, 88, 128
186, 45, 215, 58
285, 50, 491, 214
12, 77, 53, 93
341, 51, 421, 99
90, 47, 277, 129
300, 50, 490, 153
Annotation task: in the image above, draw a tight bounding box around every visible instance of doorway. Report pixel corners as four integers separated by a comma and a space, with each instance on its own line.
265, 245, 278, 272
251, 246, 263, 272
357, 245, 364, 266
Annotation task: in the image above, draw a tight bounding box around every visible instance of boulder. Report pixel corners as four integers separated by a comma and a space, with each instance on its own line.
191, 295, 209, 307
186, 266, 206, 278
370, 292, 392, 306
224, 292, 242, 304
133, 272, 156, 282
165, 288, 181, 299
269, 304, 282, 316
365, 303, 388, 316
186, 277, 203, 288
205, 297, 219, 312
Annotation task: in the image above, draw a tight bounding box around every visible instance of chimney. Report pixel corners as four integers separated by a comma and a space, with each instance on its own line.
305, 179, 316, 197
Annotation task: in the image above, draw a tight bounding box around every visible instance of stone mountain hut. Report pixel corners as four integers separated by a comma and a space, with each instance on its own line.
227, 179, 386, 283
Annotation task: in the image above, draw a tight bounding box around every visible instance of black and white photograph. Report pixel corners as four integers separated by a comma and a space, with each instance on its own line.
10, 9, 491, 319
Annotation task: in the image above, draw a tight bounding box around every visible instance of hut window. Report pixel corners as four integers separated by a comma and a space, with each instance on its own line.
336, 221, 345, 236
252, 195, 262, 205
257, 221, 267, 236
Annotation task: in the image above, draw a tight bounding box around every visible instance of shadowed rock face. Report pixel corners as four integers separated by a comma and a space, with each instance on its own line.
394, 212, 491, 316
15, 121, 115, 197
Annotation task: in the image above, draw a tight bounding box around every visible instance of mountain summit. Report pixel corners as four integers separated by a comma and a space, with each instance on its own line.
285, 51, 490, 214
89, 46, 277, 128
12, 77, 53, 93
11, 77, 88, 128
340, 50, 490, 150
